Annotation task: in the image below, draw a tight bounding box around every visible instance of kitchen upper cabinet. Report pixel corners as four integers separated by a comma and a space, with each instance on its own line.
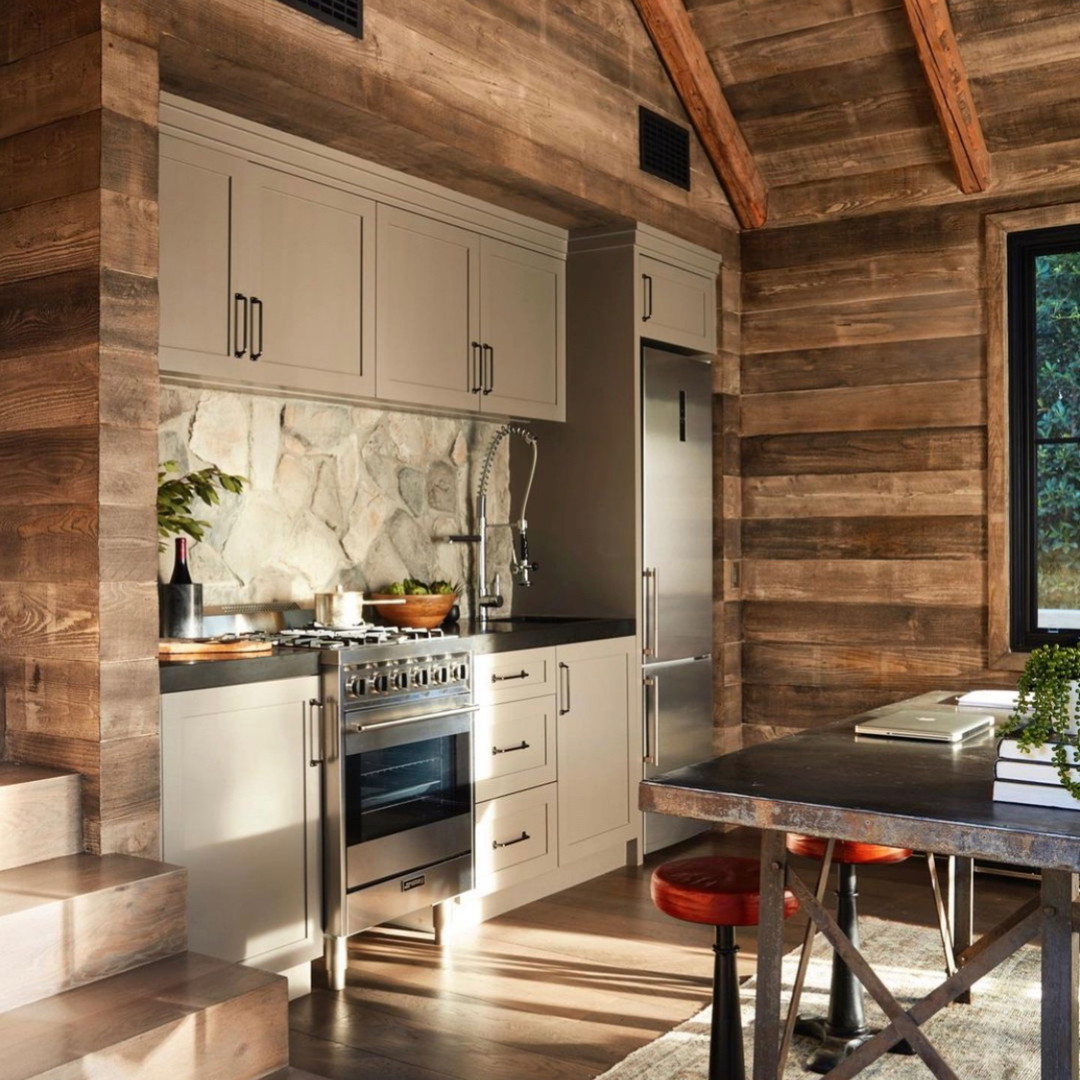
374, 206, 479, 412
555, 636, 636, 865
161, 677, 322, 986
639, 252, 716, 354
159, 133, 375, 398
375, 205, 565, 421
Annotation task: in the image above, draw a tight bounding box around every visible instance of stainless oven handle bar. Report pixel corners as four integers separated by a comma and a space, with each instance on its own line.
347, 704, 477, 734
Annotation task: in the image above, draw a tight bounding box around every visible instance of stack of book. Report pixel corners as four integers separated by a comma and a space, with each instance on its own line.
993, 735, 1080, 810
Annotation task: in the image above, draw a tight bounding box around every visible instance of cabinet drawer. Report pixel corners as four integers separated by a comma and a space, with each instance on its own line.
474, 695, 556, 802
639, 253, 716, 353
474, 785, 557, 894
474, 647, 557, 704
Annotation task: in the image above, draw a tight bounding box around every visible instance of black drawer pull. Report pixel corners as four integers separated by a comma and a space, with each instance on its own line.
493, 831, 531, 850
492, 669, 529, 683
492, 740, 530, 756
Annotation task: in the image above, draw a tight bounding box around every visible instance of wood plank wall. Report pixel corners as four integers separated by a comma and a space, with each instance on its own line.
739, 200, 1032, 739
0, 1, 160, 854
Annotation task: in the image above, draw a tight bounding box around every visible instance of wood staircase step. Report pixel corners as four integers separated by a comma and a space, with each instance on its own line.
0, 765, 80, 872
0, 853, 187, 1012
0, 951, 288, 1080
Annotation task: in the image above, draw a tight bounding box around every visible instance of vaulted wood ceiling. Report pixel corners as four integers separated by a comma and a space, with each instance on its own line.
639, 0, 1080, 228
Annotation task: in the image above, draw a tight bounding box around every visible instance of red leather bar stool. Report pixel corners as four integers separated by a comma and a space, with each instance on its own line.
652, 856, 799, 1080
784, 836, 922, 1074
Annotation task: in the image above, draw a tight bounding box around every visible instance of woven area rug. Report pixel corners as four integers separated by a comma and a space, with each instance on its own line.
596, 916, 1041, 1078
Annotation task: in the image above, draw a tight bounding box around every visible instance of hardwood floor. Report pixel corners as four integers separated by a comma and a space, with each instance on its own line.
288, 827, 1038, 1079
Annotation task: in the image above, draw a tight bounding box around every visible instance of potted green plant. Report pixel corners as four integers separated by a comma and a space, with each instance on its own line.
1005, 643, 1080, 797
157, 461, 246, 638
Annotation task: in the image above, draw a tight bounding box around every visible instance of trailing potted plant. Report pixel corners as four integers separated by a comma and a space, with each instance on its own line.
1005, 643, 1080, 797
157, 461, 246, 638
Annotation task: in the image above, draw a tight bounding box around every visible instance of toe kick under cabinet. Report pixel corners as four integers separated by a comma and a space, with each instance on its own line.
470, 636, 638, 915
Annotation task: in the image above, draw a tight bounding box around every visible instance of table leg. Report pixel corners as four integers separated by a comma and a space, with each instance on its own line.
951, 856, 973, 1004
754, 830, 787, 1080
1040, 869, 1078, 1080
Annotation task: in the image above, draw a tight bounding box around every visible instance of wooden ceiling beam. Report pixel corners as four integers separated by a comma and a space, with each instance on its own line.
630, 0, 767, 229
902, 0, 990, 193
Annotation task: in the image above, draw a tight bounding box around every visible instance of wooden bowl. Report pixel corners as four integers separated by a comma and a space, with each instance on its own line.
371, 592, 456, 629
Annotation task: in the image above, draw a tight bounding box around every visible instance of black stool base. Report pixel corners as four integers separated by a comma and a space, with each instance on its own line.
794, 1015, 915, 1074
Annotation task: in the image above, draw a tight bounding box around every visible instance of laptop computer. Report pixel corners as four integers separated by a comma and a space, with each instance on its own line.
854, 707, 996, 743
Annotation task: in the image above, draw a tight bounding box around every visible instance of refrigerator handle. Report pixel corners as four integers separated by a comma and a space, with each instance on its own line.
642, 674, 658, 764
642, 566, 659, 660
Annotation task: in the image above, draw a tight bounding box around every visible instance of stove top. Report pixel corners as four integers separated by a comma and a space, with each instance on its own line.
276, 623, 455, 650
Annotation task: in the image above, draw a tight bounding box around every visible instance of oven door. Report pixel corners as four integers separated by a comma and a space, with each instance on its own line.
343, 706, 474, 892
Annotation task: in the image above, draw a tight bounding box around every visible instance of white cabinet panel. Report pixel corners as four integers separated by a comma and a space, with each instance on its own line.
374, 205, 479, 411
474, 693, 557, 803
161, 677, 321, 974
480, 237, 565, 421
640, 253, 716, 353
158, 137, 236, 366
474, 784, 557, 895
242, 164, 374, 396
555, 637, 636, 865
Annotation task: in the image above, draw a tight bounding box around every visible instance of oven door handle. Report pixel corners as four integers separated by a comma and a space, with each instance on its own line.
347, 704, 477, 735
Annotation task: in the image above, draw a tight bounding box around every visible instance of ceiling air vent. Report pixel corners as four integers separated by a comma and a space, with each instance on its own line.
639, 107, 690, 191
274, 0, 363, 38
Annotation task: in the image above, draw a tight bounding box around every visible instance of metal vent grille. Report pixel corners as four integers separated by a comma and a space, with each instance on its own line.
639, 107, 690, 190
274, 0, 363, 38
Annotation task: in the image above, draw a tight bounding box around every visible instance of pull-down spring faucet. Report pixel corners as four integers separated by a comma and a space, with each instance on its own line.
443, 423, 538, 624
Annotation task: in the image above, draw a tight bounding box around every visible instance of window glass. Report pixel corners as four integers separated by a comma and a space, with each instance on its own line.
1010, 232, 1080, 646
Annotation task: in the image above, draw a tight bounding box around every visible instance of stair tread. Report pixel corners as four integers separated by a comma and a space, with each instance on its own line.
0, 952, 285, 1078
0, 853, 185, 917
0, 763, 79, 788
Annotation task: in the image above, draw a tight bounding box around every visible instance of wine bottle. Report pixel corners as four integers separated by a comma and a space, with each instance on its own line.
170, 536, 193, 585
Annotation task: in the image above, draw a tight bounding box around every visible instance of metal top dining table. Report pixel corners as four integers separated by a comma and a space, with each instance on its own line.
639, 691, 1080, 1080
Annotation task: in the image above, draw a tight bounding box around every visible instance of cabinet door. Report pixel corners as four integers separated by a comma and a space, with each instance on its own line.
375, 204, 480, 411
158, 135, 240, 373
555, 637, 636, 865
479, 237, 565, 421
639, 253, 716, 353
240, 164, 375, 397
161, 677, 321, 973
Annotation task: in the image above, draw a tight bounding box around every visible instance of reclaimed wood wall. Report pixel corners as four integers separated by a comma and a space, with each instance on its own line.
739, 199, 1031, 739
1, 1, 161, 853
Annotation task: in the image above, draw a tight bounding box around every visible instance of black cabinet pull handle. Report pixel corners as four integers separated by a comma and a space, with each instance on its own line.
482, 343, 494, 394
233, 293, 248, 357
492, 740, 530, 756
493, 831, 531, 850
492, 669, 529, 683
642, 273, 654, 321
250, 296, 264, 361
470, 341, 483, 393
559, 660, 571, 715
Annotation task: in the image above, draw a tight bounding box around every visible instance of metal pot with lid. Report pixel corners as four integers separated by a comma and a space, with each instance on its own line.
314, 586, 403, 629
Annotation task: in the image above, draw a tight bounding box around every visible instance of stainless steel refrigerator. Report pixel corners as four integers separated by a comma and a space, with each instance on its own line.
641, 345, 715, 854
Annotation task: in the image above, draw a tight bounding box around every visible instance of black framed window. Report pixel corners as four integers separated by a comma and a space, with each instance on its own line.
1008, 224, 1080, 649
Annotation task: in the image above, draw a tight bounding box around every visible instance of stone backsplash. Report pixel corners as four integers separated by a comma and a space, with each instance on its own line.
159, 386, 516, 616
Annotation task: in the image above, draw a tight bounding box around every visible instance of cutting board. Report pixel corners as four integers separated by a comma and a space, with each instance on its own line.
158, 637, 274, 658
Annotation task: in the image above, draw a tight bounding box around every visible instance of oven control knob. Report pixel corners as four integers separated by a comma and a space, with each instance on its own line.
375, 674, 389, 694
393, 671, 409, 690
347, 675, 366, 696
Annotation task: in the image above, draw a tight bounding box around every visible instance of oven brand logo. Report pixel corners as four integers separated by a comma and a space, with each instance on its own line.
402, 874, 426, 892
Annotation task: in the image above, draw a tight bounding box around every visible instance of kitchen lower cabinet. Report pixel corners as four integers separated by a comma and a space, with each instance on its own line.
639, 252, 716, 353
375, 204, 565, 421
555, 636, 637, 865
468, 636, 636, 906
159, 129, 375, 398
161, 677, 322, 980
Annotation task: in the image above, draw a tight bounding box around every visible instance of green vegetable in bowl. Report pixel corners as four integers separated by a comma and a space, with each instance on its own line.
385, 581, 406, 596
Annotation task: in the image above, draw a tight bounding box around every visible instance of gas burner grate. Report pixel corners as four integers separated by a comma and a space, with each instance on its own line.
276, 625, 453, 649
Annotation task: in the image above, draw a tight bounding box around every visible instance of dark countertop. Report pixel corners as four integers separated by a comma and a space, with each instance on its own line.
159, 615, 635, 694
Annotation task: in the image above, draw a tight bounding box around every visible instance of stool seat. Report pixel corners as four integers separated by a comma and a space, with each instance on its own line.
652, 855, 799, 927
786, 834, 912, 865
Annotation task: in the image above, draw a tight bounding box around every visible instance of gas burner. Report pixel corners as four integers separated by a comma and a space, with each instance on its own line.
275, 624, 453, 650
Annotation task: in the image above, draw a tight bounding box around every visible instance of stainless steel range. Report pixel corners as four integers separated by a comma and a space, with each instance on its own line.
307, 627, 475, 991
